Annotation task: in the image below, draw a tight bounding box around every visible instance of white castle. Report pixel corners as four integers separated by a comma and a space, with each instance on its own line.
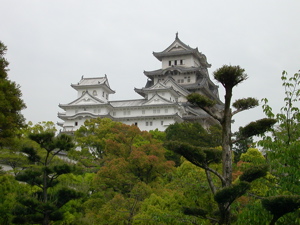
58, 34, 222, 133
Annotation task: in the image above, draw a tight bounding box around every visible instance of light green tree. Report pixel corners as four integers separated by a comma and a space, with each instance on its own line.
259, 70, 300, 225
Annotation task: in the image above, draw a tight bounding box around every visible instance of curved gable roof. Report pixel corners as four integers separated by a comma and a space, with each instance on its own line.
71, 75, 115, 94
60, 91, 105, 107
152, 34, 211, 68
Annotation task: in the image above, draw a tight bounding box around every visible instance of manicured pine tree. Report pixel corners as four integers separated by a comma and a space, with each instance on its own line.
165, 65, 276, 224
14, 124, 81, 225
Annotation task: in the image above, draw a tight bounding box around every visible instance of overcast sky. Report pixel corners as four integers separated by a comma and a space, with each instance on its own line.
2, 1, 300, 131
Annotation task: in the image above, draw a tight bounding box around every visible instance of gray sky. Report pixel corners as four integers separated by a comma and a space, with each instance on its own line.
2, 0, 300, 131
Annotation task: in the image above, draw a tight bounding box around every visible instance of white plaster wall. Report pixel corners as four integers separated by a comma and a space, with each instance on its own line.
162, 55, 189, 69
76, 87, 110, 102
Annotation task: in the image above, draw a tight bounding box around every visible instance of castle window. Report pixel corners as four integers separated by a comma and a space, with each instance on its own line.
150, 121, 153, 126
146, 122, 149, 126
123, 110, 131, 115
187, 76, 190, 82
102, 92, 104, 97
93, 90, 97, 96
161, 121, 164, 125
134, 122, 138, 126
180, 59, 183, 65
75, 122, 78, 126
106, 94, 108, 100
174, 60, 177, 65
169, 61, 171, 66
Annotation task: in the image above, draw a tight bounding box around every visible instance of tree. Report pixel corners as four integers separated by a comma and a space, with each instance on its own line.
165, 65, 276, 224
76, 118, 175, 224
0, 174, 30, 225
232, 127, 254, 162
69, 118, 123, 170
259, 70, 300, 224
14, 122, 81, 225
0, 41, 26, 147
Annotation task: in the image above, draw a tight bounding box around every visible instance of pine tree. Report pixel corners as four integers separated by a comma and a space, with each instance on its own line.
165, 65, 276, 224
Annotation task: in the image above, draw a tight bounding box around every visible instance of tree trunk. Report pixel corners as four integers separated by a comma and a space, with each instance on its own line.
218, 204, 231, 225
222, 87, 233, 187
219, 87, 233, 225
42, 169, 49, 225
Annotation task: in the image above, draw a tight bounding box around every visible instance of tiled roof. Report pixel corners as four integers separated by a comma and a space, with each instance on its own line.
144, 66, 201, 76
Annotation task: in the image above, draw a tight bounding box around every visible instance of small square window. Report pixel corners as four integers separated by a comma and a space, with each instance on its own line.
146, 122, 149, 126
150, 121, 153, 126
169, 61, 171, 66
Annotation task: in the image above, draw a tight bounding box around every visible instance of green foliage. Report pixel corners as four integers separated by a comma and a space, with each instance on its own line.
166, 122, 222, 147
0, 174, 30, 225
240, 148, 265, 164
0, 150, 29, 175
232, 127, 254, 162
262, 195, 300, 219
239, 164, 268, 183
135, 190, 204, 225
262, 70, 300, 145
183, 207, 208, 218
213, 65, 248, 88
13, 123, 80, 225
214, 181, 250, 204
232, 97, 259, 111
240, 118, 277, 138
0, 41, 26, 147
164, 141, 206, 167
186, 93, 216, 107
74, 118, 122, 160
165, 141, 222, 169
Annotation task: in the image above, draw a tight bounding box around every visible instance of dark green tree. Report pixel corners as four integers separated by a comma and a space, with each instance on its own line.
232, 126, 254, 162
165, 122, 222, 165
14, 123, 81, 225
0, 41, 26, 147
166, 65, 276, 224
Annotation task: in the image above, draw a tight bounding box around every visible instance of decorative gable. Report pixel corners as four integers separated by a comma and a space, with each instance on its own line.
68, 92, 104, 106
143, 94, 172, 106
149, 81, 168, 90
